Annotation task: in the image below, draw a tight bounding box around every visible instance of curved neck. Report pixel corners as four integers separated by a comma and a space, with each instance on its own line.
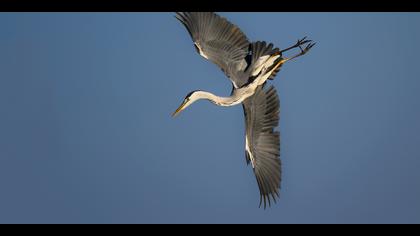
194, 91, 241, 107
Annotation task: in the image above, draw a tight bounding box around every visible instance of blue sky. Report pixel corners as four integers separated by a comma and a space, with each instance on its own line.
0, 13, 419, 223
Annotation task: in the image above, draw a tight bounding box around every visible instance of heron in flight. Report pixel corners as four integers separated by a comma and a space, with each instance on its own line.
172, 12, 314, 208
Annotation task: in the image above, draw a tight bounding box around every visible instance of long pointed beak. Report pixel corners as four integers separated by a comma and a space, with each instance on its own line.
172, 100, 187, 117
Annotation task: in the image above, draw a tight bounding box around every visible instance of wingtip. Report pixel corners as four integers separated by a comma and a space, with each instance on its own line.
174, 12, 183, 22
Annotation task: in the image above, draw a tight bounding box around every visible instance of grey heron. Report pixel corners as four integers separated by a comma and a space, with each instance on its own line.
172, 12, 314, 208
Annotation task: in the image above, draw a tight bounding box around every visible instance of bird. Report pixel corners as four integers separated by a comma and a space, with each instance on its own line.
172, 12, 314, 208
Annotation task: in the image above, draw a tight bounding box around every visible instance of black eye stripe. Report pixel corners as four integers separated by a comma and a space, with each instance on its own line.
185, 90, 200, 100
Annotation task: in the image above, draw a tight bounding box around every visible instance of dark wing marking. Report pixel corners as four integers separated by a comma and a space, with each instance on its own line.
242, 85, 281, 209
237, 41, 281, 88
175, 12, 250, 84
249, 41, 282, 80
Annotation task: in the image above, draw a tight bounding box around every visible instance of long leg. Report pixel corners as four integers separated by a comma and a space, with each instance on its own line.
285, 42, 316, 61
267, 41, 315, 75
279, 37, 312, 54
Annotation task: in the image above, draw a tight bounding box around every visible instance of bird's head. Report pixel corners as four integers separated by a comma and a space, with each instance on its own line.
172, 90, 204, 117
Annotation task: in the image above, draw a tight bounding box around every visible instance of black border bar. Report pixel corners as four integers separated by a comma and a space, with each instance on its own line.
1, 0, 420, 12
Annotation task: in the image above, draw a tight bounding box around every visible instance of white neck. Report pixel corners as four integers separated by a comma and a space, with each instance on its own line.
192, 91, 238, 107
192, 87, 256, 107
187, 53, 285, 109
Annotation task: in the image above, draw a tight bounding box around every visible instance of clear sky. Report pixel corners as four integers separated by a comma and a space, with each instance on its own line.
0, 13, 419, 223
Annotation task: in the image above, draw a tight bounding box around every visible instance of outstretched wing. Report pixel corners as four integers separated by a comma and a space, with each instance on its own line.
242, 85, 281, 209
175, 12, 250, 85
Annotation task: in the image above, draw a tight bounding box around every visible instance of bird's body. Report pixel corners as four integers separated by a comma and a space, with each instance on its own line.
173, 12, 314, 208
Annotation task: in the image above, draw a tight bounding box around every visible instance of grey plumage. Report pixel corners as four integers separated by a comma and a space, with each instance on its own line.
246, 41, 281, 83
243, 85, 281, 208
174, 12, 313, 208
175, 12, 250, 85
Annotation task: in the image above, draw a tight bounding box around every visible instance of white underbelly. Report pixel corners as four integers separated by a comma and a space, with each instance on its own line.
252, 54, 281, 77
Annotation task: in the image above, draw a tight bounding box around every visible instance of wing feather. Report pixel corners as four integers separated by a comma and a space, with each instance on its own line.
242, 85, 281, 209
175, 12, 250, 83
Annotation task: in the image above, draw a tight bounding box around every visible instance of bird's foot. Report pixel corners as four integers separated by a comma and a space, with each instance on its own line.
279, 36, 312, 54
296, 36, 312, 48
285, 40, 315, 61
297, 41, 316, 56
